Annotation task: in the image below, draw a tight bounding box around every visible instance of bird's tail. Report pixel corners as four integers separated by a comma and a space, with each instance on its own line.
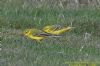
48, 35, 61, 38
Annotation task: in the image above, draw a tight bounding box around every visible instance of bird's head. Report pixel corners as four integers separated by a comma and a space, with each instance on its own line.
23, 29, 32, 36
43, 26, 52, 31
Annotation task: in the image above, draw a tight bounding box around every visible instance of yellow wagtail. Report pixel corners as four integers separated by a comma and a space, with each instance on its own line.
23, 28, 60, 42
42, 25, 75, 35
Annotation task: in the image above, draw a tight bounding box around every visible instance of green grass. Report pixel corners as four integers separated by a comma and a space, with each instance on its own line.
0, 0, 100, 66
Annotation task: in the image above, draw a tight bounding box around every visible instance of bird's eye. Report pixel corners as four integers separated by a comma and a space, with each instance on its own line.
25, 30, 28, 33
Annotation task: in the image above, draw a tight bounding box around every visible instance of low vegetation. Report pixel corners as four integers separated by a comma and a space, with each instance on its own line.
0, 0, 100, 66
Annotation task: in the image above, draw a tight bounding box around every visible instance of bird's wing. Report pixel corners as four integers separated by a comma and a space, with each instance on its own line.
30, 29, 50, 37
51, 25, 63, 31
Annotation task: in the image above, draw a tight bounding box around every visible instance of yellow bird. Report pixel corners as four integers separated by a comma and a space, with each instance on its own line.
42, 25, 75, 35
23, 29, 59, 42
